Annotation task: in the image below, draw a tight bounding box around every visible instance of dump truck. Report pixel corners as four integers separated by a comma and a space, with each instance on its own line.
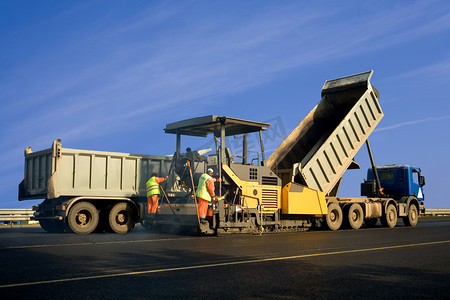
19, 71, 425, 234
19, 140, 173, 233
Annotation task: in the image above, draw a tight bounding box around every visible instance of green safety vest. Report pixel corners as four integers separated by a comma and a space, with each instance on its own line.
196, 173, 214, 201
146, 176, 160, 197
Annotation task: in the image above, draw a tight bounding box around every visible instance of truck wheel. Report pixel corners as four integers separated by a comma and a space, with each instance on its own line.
68, 202, 99, 234
403, 205, 418, 227
347, 204, 364, 230
381, 204, 397, 228
109, 202, 136, 234
39, 220, 65, 233
326, 203, 343, 231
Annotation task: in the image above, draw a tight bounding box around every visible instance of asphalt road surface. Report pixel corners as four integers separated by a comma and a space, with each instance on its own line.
1, 217, 449, 299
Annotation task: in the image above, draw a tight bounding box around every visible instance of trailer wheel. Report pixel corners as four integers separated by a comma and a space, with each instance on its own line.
68, 202, 99, 234
109, 202, 136, 234
326, 203, 343, 231
381, 204, 397, 228
403, 204, 418, 227
347, 204, 364, 230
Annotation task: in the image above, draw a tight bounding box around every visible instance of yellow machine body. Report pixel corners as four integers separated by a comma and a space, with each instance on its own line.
222, 164, 280, 214
281, 182, 327, 216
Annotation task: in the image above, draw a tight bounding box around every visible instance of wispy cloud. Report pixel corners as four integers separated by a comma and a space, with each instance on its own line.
383, 58, 450, 85
375, 115, 450, 132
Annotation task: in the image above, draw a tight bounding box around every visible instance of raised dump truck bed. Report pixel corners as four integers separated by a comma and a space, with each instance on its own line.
266, 71, 383, 195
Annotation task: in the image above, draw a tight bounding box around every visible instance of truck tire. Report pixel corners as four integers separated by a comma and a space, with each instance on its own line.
326, 203, 343, 231
381, 204, 397, 228
403, 204, 418, 227
109, 202, 136, 234
68, 202, 99, 234
347, 204, 364, 230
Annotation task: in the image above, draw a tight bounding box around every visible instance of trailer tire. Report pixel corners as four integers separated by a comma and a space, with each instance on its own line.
68, 202, 99, 234
326, 203, 343, 231
109, 202, 136, 234
403, 204, 418, 227
347, 204, 364, 230
381, 204, 397, 228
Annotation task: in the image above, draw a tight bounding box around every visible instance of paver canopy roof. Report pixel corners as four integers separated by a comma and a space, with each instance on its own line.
165, 115, 270, 137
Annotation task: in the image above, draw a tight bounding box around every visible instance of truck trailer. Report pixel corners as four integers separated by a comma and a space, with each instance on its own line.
19, 71, 425, 234
19, 141, 172, 233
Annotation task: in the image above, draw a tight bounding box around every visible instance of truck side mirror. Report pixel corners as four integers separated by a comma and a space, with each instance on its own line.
419, 176, 425, 187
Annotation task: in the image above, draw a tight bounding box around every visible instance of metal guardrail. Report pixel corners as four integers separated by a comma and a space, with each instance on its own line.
0, 209, 35, 224
422, 208, 450, 216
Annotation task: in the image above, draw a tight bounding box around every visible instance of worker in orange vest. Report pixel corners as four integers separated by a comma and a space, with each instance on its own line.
196, 168, 221, 223
146, 173, 168, 218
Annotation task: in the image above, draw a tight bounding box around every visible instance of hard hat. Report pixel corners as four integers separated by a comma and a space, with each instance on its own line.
207, 168, 214, 174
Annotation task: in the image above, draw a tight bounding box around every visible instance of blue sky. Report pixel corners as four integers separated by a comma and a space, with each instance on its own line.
1, 0, 449, 209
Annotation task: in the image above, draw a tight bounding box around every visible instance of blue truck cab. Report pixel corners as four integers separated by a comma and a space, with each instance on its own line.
364, 164, 425, 212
